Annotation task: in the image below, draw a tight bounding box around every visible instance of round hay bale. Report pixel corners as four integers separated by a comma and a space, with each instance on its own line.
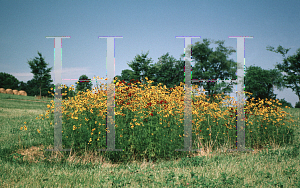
0, 88, 6, 94
13, 90, 19, 95
19, 90, 27, 96
6, 89, 13, 94
19, 91, 24, 96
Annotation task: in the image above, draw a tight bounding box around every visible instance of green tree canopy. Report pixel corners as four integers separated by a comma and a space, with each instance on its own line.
0, 72, 20, 90
244, 65, 286, 107
114, 51, 186, 96
113, 39, 299, 108
126, 51, 156, 86
114, 38, 239, 104
149, 52, 185, 90
25, 79, 39, 96
114, 51, 158, 93
115, 69, 135, 84
18, 81, 28, 91
177, 39, 238, 103
75, 74, 93, 95
27, 51, 53, 97
267, 45, 300, 104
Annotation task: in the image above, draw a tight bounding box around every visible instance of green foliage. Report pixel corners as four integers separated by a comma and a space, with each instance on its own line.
18, 81, 28, 91
0, 72, 20, 90
61, 85, 76, 100
267, 45, 300, 104
75, 75, 93, 95
244, 65, 285, 106
295, 101, 300, 108
47, 83, 55, 98
148, 52, 185, 90
184, 39, 237, 102
124, 51, 157, 87
27, 51, 53, 97
1, 90, 300, 187
25, 79, 39, 96
115, 70, 136, 86
23, 78, 53, 97
277, 98, 293, 108
40, 81, 54, 97
115, 39, 239, 102
114, 41, 299, 111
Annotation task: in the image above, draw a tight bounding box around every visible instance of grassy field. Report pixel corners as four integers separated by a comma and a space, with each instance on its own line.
0, 83, 300, 187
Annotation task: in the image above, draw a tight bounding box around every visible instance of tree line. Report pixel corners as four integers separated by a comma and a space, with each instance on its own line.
1, 38, 299, 108
0, 51, 92, 100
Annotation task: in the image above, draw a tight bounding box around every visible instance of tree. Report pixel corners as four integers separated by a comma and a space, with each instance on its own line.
18, 81, 28, 91
116, 39, 300, 108
74, 75, 93, 95
115, 69, 135, 84
114, 39, 239, 104
177, 39, 238, 104
267, 45, 300, 103
25, 79, 39, 96
244, 65, 286, 108
277, 98, 293, 108
149, 52, 185, 90
114, 51, 158, 92
0, 72, 20, 90
115, 52, 186, 96
27, 51, 53, 97
169, 57, 187, 91
125, 51, 157, 87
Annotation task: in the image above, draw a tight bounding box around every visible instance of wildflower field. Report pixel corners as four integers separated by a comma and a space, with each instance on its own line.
0, 77, 299, 187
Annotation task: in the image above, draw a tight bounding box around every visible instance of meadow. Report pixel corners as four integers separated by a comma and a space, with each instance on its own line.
0, 77, 299, 187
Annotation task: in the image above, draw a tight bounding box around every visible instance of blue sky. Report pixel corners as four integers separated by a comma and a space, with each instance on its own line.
1, 0, 299, 107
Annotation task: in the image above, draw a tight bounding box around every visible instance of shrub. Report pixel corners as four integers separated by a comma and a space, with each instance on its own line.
32, 77, 298, 164
277, 98, 293, 108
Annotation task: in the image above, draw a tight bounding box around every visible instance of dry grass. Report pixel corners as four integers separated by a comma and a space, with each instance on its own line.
0, 107, 46, 118
6, 88, 13, 94
35, 96, 52, 100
